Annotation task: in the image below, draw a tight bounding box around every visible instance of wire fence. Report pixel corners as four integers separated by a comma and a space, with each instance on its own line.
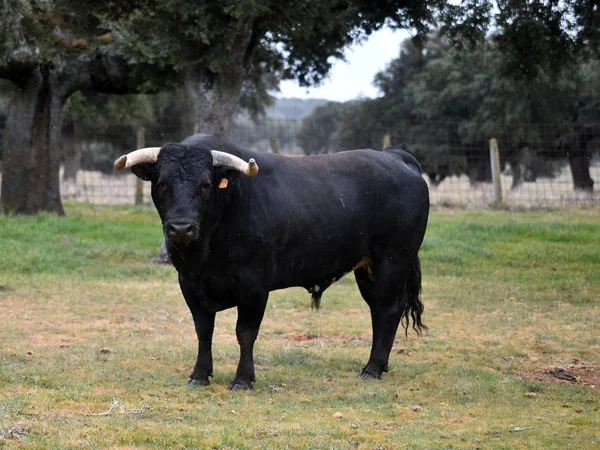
3, 118, 600, 209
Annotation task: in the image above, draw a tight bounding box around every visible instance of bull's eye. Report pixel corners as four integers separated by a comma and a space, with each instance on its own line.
200, 182, 212, 191
154, 181, 167, 198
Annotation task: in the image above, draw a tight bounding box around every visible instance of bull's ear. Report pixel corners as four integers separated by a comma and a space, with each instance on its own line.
131, 162, 157, 182
213, 166, 241, 188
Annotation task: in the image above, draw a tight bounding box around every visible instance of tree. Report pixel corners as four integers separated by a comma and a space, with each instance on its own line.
111, 0, 443, 136
1, 0, 446, 215
298, 102, 345, 155
0, 1, 168, 214
5, 0, 600, 216
364, 36, 600, 190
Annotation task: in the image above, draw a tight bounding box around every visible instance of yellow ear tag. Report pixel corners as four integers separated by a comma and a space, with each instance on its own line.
218, 178, 229, 189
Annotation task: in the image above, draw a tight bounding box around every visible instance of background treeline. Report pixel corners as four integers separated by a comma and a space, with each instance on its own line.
298, 36, 600, 191
1, 35, 599, 191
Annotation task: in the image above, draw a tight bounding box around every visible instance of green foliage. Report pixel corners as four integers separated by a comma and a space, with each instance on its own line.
438, 0, 600, 81
103, 0, 443, 87
64, 92, 154, 127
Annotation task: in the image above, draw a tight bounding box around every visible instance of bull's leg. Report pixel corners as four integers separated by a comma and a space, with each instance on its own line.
180, 281, 216, 386
361, 300, 403, 379
188, 310, 216, 385
355, 267, 381, 370
355, 257, 421, 380
229, 297, 268, 391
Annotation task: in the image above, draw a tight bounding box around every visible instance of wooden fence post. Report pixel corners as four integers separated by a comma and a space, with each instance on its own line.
489, 138, 503, 209
383, 134, 391, 149
135, 127, 145, 205
270, 136, 280, 154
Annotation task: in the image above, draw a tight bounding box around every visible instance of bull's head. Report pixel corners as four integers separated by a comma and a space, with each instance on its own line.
114, 144, 258, 246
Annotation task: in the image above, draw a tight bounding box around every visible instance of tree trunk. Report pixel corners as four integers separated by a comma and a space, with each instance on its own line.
184, 68, 245, 137
568, 150, 593, 191
154, 68, 247, 263
2, 68, 65, 215
465, 153, 492, 185
61, 122, 80, 200
62, 123, 79, 181
1, 49, 172, 215
154, 239, 171, 264
155, 17, 256, 262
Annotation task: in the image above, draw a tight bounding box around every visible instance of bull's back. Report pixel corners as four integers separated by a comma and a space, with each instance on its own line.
242, 149, 428, 288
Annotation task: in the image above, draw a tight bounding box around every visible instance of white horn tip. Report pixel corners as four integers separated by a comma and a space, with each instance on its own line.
247, 159, 259, 176
114, 155, 127, 170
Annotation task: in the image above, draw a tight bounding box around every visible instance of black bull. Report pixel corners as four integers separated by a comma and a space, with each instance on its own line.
116, 134, 429, 390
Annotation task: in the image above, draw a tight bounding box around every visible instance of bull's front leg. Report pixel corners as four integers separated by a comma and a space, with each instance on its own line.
180, 280, 215, 386
188, 310, 216, 385
229, 296, 268, 391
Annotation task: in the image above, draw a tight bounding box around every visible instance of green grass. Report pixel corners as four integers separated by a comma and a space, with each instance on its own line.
0, 203, 599, 449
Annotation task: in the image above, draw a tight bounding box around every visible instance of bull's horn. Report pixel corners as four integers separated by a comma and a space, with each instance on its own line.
114, 147, 161, 170
211, 150, 259, 176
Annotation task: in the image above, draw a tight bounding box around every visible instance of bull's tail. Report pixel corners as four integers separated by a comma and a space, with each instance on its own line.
400, 256, 427, 336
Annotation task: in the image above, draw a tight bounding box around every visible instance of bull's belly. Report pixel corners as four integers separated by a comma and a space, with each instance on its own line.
269, 252, 373, 292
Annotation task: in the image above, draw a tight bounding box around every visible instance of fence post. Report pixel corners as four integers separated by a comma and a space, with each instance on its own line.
270, 136, 280, 154
383, 134, 391, 149
489, 138, 503, 209
135, 126, 145, 205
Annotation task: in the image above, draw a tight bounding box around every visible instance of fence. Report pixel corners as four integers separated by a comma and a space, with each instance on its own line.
2, 118, 600, 209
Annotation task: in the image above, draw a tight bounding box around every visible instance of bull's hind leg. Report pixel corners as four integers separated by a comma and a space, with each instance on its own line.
354, 256, 425, 379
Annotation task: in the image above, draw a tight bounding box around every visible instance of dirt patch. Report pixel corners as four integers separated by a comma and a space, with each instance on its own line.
523, 363, 600, 390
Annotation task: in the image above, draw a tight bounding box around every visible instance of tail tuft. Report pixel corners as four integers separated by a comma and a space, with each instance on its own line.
400, 257, 427, 336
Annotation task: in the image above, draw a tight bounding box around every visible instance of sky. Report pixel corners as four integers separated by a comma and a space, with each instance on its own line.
277, 27, 410, 102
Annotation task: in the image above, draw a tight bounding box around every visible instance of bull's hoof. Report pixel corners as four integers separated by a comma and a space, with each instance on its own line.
188, 377, 210, 386
360, 363, 386, 380
228, 379, 253, 391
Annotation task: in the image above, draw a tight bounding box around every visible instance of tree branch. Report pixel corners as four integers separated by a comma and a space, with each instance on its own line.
0, 60, 35, 89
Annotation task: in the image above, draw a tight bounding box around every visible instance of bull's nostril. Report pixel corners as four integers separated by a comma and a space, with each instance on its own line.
166, 222, 197, 241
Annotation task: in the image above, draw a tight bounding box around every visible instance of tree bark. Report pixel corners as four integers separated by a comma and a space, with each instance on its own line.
465, 152, 492, 185
62, 123, 79, 182
184, 68, 245, 137
562, 127, 594, 192
568, 150, 594, 191
61, 122, 80, 200
2, 68, 65, 215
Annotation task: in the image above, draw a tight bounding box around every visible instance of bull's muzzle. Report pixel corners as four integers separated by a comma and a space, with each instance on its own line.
165, 221, 199, 246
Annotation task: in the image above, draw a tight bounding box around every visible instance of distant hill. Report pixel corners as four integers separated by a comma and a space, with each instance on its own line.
267, 97, 330, 119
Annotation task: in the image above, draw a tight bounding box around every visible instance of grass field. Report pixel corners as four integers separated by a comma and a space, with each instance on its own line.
0, 204, 599, 449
